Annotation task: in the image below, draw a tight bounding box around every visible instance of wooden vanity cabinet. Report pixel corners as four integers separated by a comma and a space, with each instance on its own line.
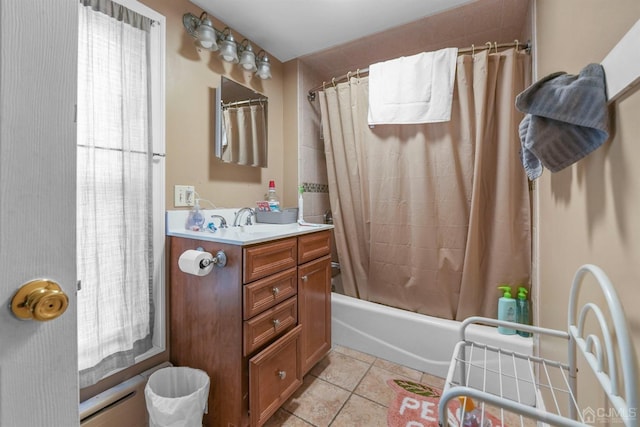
170, 229, 331, 427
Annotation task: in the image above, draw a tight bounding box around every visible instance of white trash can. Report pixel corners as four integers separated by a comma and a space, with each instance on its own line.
145, 366, 210, 427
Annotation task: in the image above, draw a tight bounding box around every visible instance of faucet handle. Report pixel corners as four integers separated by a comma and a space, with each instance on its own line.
210, 214, 228, 228
248, 208, 257, 225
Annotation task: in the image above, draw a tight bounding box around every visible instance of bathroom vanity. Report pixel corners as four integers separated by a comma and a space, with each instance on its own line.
167, 211, 332, 427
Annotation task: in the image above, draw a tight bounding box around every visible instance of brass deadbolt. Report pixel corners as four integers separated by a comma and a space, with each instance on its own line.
11, 279, 69, 321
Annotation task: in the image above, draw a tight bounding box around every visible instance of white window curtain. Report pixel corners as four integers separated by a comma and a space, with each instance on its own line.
77, 0, 154, 388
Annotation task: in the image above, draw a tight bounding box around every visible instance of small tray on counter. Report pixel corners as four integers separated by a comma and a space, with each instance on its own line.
256, 207, 298, 224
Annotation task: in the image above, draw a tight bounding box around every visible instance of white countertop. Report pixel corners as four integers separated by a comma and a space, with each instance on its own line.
166, 209, 333, 245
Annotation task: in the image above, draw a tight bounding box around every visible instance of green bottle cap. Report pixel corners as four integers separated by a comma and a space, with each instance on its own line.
498, 285, 512, 298
299, 185, 304, 194
518, 287, 528, 300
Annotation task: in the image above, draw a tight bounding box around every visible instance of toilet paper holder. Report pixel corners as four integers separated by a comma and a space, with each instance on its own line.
199, 249, 227, 268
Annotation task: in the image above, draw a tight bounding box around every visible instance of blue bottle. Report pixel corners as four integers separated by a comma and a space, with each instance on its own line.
497, 286, 516, 335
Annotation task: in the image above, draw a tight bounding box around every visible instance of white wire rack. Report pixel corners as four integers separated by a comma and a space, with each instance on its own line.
438, 264, 639, 427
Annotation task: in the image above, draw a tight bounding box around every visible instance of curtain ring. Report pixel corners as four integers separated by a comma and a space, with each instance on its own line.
485, 41, 492, 54
346, 71, 352, 80
514, 39, 519, 51
356, 68, 360, 78
494, 42, 498, 54
471, 44, 475, 58
332, 77, 337, 87
322, 81, 326, 91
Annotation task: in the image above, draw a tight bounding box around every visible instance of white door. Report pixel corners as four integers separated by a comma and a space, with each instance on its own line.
0, 0, 79, 426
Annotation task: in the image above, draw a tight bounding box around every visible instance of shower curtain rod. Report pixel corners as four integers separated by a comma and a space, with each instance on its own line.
307, 40, 531, 101
222, 97, 268, 109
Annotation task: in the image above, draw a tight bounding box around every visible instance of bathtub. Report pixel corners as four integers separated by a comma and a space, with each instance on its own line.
331, 292, 536, 405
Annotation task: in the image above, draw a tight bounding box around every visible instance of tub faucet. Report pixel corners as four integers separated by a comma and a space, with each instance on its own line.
210, 214, 228, 229
233, 207, 255, 226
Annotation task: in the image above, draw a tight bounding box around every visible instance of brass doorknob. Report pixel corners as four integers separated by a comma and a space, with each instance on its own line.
11, 279, 69, 321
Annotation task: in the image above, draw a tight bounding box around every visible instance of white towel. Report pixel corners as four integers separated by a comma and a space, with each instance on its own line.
367, 47, 458, 125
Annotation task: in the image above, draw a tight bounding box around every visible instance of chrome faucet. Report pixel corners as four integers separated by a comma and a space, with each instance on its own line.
210, 214, 228, 229
233, 207, 255, 226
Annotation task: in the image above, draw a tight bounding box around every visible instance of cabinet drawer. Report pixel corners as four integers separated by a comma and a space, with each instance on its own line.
297, 230, 331, 264
244, 296, 297, 356
249, 325, 302, 427
244, 238, 297, 283
243, 267, 297, 320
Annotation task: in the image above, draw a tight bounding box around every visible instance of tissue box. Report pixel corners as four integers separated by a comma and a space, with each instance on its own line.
256, 207, 298, 224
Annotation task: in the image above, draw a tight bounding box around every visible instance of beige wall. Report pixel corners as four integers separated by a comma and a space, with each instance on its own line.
141, 0, 290, 209
535, 0, 640, 412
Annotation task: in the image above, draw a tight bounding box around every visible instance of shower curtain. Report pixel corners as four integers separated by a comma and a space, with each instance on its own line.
222, 104, 267, 167
319, 49, 531, 320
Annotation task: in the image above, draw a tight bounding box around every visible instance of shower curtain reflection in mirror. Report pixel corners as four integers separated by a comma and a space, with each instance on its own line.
215, 76, 268, 167
220, 102, 267, 167
319, 48, 532, 321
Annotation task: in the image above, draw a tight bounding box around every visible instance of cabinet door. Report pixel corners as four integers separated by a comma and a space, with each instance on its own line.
298, 255, 332, 375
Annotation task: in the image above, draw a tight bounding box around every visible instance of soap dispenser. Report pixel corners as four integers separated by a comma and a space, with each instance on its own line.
497, 285, 516, 335
516, 287, 532, 337
185, 199, 205, 231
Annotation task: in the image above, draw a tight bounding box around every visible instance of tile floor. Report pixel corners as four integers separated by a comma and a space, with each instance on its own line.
264, 345, 445, 427
264, 345, 537, 427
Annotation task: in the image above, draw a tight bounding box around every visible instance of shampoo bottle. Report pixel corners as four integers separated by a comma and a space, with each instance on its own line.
516, 287, 532, 337
497, 285, 516, 335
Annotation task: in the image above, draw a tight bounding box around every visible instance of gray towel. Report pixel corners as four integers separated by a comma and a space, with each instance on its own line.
515, 64, 609, 180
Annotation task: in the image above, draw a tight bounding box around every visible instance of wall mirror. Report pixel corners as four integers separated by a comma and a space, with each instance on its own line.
215, 77, 268, 168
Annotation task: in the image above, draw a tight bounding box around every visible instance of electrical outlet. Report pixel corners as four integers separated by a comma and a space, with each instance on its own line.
174, 185, 195, 207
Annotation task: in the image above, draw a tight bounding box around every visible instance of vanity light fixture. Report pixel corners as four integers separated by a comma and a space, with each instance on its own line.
183, 12, 218, 51
255, 51, 272, 80
218, 28, 239, 63
238, 39, 257, 72
183, 11, 271, 79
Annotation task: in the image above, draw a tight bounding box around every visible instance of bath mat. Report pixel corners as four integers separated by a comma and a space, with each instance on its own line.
386, 379, 505, 427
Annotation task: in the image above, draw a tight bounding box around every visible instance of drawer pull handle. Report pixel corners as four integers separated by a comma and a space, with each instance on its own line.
301, 275, 308, 282
272, 287, 280, 296
278, 370, 286, 380
272, 319, 280, 328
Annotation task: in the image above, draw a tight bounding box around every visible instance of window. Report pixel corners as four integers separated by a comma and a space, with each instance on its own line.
76, 0, 165, 389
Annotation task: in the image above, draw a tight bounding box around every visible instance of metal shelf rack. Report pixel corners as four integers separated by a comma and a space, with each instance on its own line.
438, 264, 638, 427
